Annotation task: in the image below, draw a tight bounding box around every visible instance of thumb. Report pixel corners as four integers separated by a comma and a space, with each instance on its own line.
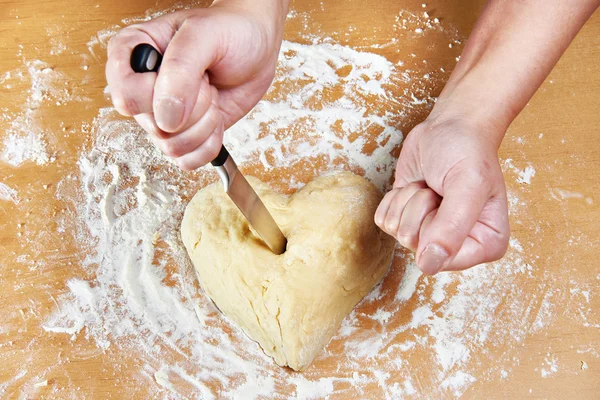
153, 15, 221, 133
416, 168, 490, 274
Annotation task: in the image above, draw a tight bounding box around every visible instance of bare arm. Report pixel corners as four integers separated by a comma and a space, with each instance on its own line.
377, 1, 600, 274
434, 0, 600, 145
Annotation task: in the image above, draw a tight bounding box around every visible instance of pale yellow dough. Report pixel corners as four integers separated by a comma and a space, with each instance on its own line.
181, 171, 395, 371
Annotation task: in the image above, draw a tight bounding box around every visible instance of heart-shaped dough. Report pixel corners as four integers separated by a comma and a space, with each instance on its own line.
181, 171, 395, 371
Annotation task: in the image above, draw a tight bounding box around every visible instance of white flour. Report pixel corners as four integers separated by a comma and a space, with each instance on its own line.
43, 31, 553, 398
0, 182, 19, 204
0, 61, 54, 166
1, 4, 595, 400
225, 41, 402, 190
503, 158, 537, 185
551, 188, 594, 205
0, 59, 85, 166
46, 38, 414, 398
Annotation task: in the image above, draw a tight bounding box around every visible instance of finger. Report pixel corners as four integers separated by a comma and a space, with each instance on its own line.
151, 74, 213, 139
374, 188, 401, 229
175, 119, 224, 171
397, 188, 442, 251
106, 28, 160, 116
155, 89, 221, 158
383, 182, 428, 237
134, 82, 219, 161
393, 131, 422, 188
106, 11, 197, 116
136, 76, 213, 140
134, 113, 159, 136
153, 16, 221, 133
178, 74, 212, 133
441, 195, 510, 271
416, 168, 490, 275
375, 182, 427, 237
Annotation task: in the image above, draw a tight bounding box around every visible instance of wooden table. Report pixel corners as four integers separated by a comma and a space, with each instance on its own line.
1, 0, 598, 398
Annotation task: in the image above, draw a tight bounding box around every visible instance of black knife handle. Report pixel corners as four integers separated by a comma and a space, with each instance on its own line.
131, 43, 163, 73
210, 145, 230, 167
129, 44, 229, 166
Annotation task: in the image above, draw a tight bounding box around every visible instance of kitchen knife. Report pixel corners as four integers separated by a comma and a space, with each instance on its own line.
130, 44, 287, 255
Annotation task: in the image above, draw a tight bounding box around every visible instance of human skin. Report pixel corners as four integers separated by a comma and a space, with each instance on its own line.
106, 0, 600, 274
106, 0, 290, 170
375, 0, 600, 274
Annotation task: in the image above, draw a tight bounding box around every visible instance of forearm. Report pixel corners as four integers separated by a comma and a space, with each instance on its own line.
211, 0, 290, 35
432, 0, 600, 147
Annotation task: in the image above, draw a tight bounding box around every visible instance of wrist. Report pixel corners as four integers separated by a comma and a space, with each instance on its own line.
426, 85, 509, 151
211, 0, 289, 35
428, 66, 520, 150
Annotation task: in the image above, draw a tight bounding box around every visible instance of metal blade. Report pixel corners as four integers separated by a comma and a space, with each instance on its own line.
214, 155, 287, 255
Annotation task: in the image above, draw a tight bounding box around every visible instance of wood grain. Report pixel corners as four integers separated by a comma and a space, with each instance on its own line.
0, 0, 598, 398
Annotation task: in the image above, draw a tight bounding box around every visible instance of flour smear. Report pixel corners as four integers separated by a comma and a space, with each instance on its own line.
24, 6, 594, 400
0, 61, 54, 166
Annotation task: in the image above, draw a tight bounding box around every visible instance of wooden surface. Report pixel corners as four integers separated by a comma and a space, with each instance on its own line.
0, 0, 599, 398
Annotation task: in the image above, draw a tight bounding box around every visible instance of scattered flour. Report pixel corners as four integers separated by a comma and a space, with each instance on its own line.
502, 158, 537, 185
550, 188, 594, 205
0, 370, 28, 395
1, 54, 89, 167
0, 182, 19, 204
0, 60, 61, 166
532, 289, 555, 332
46, 25, 67, 56
2, 4, 592, 400
225, 40, 403, 190
291, 377, 335, 400
2, 131, 50, 167
517, 165, 536, 185
540, 353, 559, 378
37, 13, 562, 399
441, 371, 476, 396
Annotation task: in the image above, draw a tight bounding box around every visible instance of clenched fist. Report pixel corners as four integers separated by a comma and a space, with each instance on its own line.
106, 0, 289, 170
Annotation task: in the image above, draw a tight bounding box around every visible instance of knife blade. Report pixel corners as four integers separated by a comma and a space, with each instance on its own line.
211, 146, 287, 255
130, 44, 287, 254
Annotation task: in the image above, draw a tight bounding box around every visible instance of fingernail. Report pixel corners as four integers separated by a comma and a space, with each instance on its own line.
419, 243, 449, 275
155, 97, 184, 132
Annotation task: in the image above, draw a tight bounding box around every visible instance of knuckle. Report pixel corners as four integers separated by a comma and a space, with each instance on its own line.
184, 15, 206, 29
107, 27, 135, 53
205, 106, 221, 131
489, 239, 509, 262
384, 217, 399, 236
374, 210, 385, 228
160, 139, 182, 158
112, 93, 138, 116
205, 140, 222, 161
486, 227, 510, 262
177, 157, 196, 172
106, 35, 122, 55
397, 234, 416, 251
415, 188, 432, 201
